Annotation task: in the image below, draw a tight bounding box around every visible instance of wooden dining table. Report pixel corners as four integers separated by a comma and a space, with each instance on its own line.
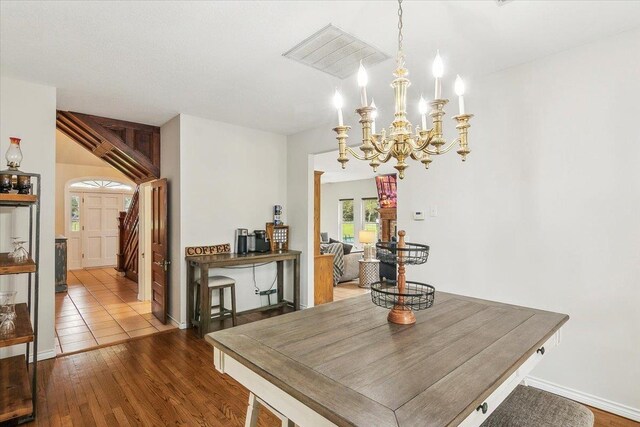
205, 292, 568, 427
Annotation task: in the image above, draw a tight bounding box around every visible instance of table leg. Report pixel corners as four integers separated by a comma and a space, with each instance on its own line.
200, 265, 210, 338
245, 392, 261, 427
254, 395, 296, 427
277, 260, 284, 305
294, 255, 300, 310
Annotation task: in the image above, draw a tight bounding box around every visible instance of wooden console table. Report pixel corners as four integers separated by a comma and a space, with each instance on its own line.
186, 250, 301, 338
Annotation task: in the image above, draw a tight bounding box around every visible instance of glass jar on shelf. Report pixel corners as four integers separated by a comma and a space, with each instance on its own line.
0, 290, 17, 336
7, 237, 21, 259
12, 241, 29, 263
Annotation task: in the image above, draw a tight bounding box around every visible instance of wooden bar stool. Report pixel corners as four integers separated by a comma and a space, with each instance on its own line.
193, 275, 237, 330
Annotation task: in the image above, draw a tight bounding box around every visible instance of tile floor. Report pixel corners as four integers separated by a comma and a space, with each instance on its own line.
54, 268, 176, 355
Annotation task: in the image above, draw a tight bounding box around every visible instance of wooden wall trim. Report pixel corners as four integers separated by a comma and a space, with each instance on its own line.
313, 170, 334, 305
314, 171, 324, 256
314, 253, 334, 305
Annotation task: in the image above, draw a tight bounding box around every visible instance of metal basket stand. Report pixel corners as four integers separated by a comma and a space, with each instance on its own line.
390, 231, 414, 324
372, 230, 434, 325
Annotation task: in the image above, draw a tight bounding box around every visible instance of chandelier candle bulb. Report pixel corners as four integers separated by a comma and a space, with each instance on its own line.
358, 61, 369, 107
419, 96, 428, 130
455, 75, 466, 115
333, 90, 344, 126
370, 99, 377, 134
432, 50, 444, 99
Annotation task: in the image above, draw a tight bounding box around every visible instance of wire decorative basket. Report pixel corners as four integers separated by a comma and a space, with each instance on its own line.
371, 280, 435, 311
376, 241, 429, 265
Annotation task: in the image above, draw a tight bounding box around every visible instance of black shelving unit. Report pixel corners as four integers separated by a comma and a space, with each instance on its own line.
0, 170, 41, 424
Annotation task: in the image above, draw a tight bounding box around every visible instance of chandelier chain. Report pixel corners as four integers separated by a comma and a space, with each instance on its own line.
397, 0, 404, 55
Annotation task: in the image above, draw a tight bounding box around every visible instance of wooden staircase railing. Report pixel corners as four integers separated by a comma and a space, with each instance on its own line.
117, 185, 140, 282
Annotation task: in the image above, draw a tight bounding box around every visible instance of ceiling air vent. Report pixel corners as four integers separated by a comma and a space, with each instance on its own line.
283, 24, 390, 79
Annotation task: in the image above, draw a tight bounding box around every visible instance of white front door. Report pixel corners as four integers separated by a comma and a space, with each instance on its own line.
81, 192, 123, 268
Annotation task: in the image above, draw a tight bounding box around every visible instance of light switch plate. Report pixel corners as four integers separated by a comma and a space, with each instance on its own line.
430, 206, 438, 217
412, 211, 425, 221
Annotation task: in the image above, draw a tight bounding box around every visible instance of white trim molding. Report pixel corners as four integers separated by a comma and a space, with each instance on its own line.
168, 314, 187, 330
26, 349, 56, 363
525, 376, 640, 422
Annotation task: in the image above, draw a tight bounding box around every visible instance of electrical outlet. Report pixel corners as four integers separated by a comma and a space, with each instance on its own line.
254, 289, 259, 295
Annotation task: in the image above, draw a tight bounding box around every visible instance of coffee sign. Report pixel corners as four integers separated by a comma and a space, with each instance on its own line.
185, 243, 231, 257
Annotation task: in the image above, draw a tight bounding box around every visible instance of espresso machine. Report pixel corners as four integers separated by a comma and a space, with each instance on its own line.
235, 228, 248, 254
254, 230, 270, 253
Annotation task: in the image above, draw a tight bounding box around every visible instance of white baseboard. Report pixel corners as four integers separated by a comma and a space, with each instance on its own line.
525, 376, 640, 422
25, 348, 56, 363
168, 314, 187, 330
37, 349, 57, 361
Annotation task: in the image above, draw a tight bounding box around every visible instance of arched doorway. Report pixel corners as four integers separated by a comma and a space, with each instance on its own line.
64, 177, 134, 269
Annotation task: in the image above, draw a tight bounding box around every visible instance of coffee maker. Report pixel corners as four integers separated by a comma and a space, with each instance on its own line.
235, 228, 248, 254
254, 230, 270, 253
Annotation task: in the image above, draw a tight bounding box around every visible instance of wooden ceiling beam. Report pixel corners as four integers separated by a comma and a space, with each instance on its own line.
56, 110, 161, 183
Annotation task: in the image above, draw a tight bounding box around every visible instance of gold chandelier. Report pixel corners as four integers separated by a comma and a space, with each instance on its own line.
332, 0, 473, 179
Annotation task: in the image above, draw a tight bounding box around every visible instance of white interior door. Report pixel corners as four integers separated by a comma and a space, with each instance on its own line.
82, 192, 123, 268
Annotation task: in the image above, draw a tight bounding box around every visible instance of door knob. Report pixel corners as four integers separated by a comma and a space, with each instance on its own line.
154, 260, 171, 271
476, 402, 488, 414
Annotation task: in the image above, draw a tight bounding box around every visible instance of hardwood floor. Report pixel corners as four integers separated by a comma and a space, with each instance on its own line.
205, 305, 294, 333
333, 280, 369, 301
590, 406, 640, 427
25, 308, 638, 427
28, 330, 280, 426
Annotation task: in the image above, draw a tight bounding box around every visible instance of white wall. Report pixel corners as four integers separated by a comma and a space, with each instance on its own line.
0, 77, 57, 360
397, 29, 640, 415
160, 115, 182, 324
320, 178, 377, 247
162, 114, 288, 325
287, 29, 640, 417
288, 131, 378, 308
287, 126, 337, 308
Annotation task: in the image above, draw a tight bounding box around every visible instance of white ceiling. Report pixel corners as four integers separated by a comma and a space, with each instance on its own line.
2, 1, 640, 135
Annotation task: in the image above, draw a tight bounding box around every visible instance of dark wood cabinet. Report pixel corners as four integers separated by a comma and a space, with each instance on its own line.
55, 236, 68, 293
